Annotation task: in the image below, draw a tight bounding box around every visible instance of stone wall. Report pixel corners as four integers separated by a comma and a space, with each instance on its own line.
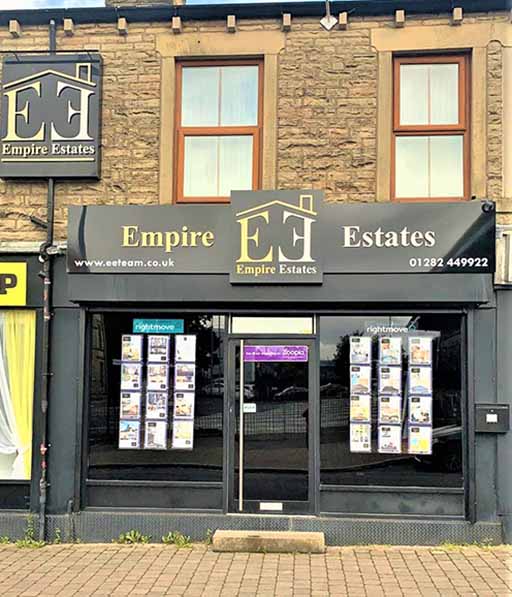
0, 12, 508, 242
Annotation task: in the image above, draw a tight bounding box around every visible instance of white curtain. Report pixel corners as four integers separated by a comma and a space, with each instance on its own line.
0, 315, 28, 479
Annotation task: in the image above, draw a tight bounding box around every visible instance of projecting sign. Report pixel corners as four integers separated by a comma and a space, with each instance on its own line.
67, 194, 495, 280
0, 53, 102, 178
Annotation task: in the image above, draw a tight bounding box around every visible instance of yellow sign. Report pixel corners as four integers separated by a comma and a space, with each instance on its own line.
0, 263, 27, 306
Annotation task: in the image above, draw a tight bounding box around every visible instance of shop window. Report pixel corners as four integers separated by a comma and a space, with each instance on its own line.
319, 315, 463, 488
87, 313, 225, 482
392, 55, 469, 201
175, 61, 263, 203
0, 311, 36, 480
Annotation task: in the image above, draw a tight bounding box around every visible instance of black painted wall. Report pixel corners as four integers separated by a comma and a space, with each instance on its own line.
497, 290, 512, 542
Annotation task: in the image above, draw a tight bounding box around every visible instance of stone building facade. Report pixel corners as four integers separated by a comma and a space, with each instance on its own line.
0, 4, 509, 241
0, 1, 510, 545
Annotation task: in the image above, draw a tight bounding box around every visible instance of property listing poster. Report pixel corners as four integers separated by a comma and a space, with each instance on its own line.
172, 419, 194, 450
349, 336, 372, 365
144, 420, 168, 450
379, 337, 401, 365
146, 391, 168, 420
119, 420, 140, 449
408, 395, 432, 425
120, 391, 141, 419
408, 425, 432, 455
350, 365, 371, 395
174, 392, 195, 419
408, 337, 432, 366
121, 334, 143, 362
147, 335, 170, 363
350, 423, 371, 453
172, 335, 197, 449
409, 366, 432, 395
378, 394, 401, 425
407, 339, 433, 456
378, 425, 402, 454
378, 366, 401, 395
120, 363, 142, 391
350, 394, 371, 423
147, 364, 169, 391
349, 338, 373, 453
175, 335, 197, 363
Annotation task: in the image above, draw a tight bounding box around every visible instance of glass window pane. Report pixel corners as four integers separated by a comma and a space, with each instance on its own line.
396, 136, 464, 198
400, 63, 460, 126
220, 66, 259, 126
319, 315, 463, 493
430, 64, 459, 125
232, 317, 314, 334
183, 136, 218, 197
400, 65, 428, 125
181, 67, 220, 127
430, 136, 463, 197
395, 137, 429, 198
88, 313, 226, 485
218, 136, 253, 196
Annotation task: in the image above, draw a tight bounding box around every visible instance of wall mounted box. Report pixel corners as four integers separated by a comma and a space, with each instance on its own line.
475, 404, 510, 433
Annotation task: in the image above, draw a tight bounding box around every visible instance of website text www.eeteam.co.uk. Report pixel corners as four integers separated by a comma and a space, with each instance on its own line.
73, 258, 176, 269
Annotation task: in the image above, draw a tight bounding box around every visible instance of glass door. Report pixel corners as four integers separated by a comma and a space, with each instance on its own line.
229, 339, 314, 514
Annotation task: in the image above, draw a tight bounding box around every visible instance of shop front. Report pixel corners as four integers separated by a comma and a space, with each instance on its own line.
59, 192, 506, 544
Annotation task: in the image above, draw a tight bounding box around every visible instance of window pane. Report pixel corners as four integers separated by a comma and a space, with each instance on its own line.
400, 63, 459, 126
395, 136, 429, 198
183, 136, 218, 197
218, 136, 253, 196
430, 64, 459, 124
88, 313, 226, 483
430, 136, 463, 197
220, 66, 259, 126
181, 67, 219, 126
320, 315, 463, 491
184, 136, 253, 198
400, 65, 429, 125
396, 136, 464, 198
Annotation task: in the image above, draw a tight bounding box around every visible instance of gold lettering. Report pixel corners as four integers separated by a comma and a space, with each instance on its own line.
237, 211, 272, 263
165, 231, 180, 253
51, 82, 94, 141
202, 231, 215, 247
122, 225, 139, 247
4, 82, 45, 142
141, 231, 163, 247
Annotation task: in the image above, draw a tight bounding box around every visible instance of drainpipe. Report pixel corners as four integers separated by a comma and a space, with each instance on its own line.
38, 19, 57, 543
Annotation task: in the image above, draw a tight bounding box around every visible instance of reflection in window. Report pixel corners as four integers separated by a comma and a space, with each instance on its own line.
320, 315, 463, 488
88, 313, 225, 482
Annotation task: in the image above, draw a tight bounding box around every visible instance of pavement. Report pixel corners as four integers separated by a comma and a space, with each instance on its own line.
0, 543, 511, 597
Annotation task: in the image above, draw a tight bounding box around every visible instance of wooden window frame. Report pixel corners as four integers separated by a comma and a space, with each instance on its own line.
175, 59, 264, 204
391, 54, 470, 202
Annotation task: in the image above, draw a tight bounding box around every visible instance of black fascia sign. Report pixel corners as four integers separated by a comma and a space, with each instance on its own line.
0, 53, 102, 179
67, 196, 496, 280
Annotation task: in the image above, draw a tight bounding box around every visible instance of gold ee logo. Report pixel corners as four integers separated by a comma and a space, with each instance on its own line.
235, 194, 319, 279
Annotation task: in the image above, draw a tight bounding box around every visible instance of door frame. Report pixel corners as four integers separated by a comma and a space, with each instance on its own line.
225, 336, 319, 515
